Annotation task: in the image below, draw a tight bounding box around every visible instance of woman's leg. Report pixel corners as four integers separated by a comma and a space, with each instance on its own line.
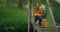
39, 16, 42, 26
39, 14, 45, 26
35, 16, 39, 23
35, 16, 39, 32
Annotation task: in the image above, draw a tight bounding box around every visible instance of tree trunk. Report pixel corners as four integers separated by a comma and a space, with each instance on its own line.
6, 0, 11, 6
6, 0, 14, 6
28, 0, 35, 32
12, 0, 14, 6
18, 0, 23, 9
0, 0, 1, 4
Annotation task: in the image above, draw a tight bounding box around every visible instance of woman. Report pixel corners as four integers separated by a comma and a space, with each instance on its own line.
34, 3, 43, 26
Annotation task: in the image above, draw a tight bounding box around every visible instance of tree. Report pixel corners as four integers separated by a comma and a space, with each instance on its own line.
0, 0, 1, 4
6, 0, 14, 6
6, 0, 11, 6
28, 0, 35, 32
11, 0, 14, 6
18, 0, 24, 9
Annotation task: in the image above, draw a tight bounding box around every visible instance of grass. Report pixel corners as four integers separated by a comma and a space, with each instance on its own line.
0, 5, 28, 32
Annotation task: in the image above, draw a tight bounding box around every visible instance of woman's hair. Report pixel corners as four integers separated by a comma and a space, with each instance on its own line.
35, 3, 40, 6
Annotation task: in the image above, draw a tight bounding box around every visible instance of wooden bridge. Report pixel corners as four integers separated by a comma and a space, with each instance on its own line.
27, 0, 60, 32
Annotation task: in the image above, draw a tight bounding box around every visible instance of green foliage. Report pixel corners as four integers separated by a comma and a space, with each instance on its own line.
49, 0, 60, 24
0, 6, 28, 32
